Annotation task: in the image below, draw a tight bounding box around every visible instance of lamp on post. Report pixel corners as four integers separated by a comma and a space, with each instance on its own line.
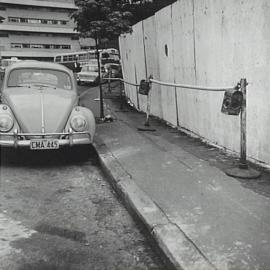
224, 78, 261, 179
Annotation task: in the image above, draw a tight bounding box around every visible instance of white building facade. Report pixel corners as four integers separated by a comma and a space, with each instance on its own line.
0, 0, 80, 61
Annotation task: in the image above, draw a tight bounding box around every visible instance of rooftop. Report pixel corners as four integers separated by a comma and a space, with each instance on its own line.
0, 0, 78, 10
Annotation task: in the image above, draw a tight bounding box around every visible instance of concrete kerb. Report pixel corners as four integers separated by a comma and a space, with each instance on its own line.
93, 137, 216, 270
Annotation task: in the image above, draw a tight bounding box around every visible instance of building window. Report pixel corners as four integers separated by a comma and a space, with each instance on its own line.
68, 55, 74, 61
11, 43, 71, 50
81, 45, 95, 50
30, 44, 43, 49
0, 32, 8, 37
0, 6, 6, 10
8, 17, 69, 25
20, 18, 28, 23
11, 43, 23, 48
9, 17, 20, 23
55, 56, 61, 62
61, 45, 70, 49
28, 18, 42, 24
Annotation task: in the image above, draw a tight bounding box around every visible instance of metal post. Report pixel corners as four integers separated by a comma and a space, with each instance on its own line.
120, 80, 124, 110
108, 68, 112, 93
134, 65, 140, 111
226, 78, 261, 179
95, 39, 104, 120
144, 84, 151, 126
108, 78, 111, 93
137, 75, 156, 132
239, 78, 248, 169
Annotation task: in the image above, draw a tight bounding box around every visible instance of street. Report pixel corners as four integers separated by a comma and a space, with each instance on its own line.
0, 83, 165, 270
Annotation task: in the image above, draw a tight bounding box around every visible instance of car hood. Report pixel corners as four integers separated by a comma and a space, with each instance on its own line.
3, 87, 77, 133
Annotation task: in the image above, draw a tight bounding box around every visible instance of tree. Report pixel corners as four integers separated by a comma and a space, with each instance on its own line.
121, 0, 177, 24
72, 0, 133, 119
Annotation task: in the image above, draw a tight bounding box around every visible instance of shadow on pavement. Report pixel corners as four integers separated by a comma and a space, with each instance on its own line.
0, 145, 97, 168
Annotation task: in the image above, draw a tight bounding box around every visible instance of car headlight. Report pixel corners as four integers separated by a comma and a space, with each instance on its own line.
0, 114, 14, 132
70, 115, 87, 132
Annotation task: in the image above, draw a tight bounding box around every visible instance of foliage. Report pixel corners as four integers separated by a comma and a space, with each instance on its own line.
121, 0, 177, 24
72, 0, 133, 43
72, 0, 177, 42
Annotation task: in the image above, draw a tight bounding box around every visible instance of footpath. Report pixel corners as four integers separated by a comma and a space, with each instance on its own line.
92, 83, 270, 270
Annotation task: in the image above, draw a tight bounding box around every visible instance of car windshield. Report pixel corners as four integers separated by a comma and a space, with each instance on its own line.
7, 68, 73, 90
111, 64, 120, 70
82, 65, 98, 72
105, 64, 119, 70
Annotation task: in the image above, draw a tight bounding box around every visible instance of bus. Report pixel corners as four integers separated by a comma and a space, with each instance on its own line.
54, 48, 120, 72
101, 48, 120, 64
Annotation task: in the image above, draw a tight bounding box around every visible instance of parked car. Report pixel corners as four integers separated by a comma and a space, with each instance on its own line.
104, 63, 122, 78
76, 64, 105, 85
0, 61, 95, 149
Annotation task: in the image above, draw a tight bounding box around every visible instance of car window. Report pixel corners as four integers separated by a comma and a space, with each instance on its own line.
111, 64, 120, 69
7, 68, 73, 90
88, 66, 98, 72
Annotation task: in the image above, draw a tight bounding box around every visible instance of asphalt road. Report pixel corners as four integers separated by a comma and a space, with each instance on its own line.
0, 84, 165, 270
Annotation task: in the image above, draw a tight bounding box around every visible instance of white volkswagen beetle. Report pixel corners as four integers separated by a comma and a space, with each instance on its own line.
0, 61, 95, 150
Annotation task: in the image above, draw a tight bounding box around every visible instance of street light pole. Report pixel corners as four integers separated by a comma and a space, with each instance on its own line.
95, 36, 104, 120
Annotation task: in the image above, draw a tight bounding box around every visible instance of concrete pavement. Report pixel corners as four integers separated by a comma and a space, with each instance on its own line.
90, 82, 270, 270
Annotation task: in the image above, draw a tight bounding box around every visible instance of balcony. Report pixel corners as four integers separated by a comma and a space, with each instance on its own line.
0, 0, 78, 10
0, 50, 58, 58
0, 24, 77, 34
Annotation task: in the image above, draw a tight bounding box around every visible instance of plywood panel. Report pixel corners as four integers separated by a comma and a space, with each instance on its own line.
172, 0, 198, 134
155, 6, 177, 126
143, 16, 163, 118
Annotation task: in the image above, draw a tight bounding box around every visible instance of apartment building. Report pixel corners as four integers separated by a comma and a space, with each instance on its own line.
0, 0, 80, 61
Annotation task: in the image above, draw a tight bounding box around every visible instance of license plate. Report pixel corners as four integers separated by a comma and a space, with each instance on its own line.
30, 139, 59, 150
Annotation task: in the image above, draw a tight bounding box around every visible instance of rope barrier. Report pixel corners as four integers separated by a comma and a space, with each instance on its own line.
99, 75, 260, 178
104, 77, 237, 91
122, 80, 140, 87
103, 77, 121, 81
103, 77, 140, 87
150, 78, 237, 92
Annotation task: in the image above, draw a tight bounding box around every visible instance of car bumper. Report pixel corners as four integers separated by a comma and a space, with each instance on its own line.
77, 78, 97, 83
0, 130, 92, 148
